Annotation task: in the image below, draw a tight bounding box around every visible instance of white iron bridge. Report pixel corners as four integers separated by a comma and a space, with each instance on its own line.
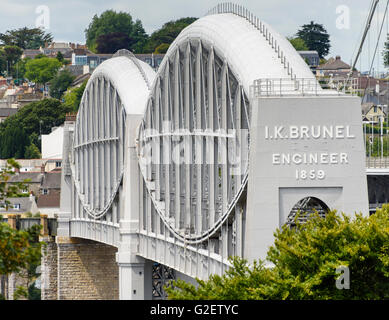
56, 3, 378, 299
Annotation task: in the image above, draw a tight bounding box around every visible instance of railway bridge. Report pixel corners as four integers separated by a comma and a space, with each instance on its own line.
32, 3, 379, 300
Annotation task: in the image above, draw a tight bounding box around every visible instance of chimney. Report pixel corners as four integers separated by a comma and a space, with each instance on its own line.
336, 55, 341, 60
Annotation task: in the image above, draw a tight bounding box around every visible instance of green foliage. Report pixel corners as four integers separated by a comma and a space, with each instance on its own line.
154, 43, 170, 54
288, 37, 309, 51
0, 223, 44, 299
0, 27, 52, 50
383, 34, 389, 68
96, 32, 133, 54
11, 57, 30, 80
0, 45, 23, 76
63, 80, 87, 111
25, 57, 62, 85
24, 143, 41, 159
85, 10, 148, 53
0, 159, 25, 205
167, 209, 389, 300
296, 21, 331, 58
56, 51, 64, 63
142, 17, 197, 53
365, 135, 389, 157
49, 69, 75, 99
0, 98, 72, 159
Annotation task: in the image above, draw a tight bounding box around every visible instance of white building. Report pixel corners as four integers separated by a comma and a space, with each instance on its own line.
41, 126, 64, 159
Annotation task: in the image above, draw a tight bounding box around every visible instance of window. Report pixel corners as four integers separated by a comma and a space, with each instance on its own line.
13, 204, 21, 210
56, 161, 62, 167
75, 56, 87, 66
42, 189, 48, 195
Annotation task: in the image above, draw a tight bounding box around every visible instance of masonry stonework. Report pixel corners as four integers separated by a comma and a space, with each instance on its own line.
56, 237, 119, 300
40, 236, 58, 300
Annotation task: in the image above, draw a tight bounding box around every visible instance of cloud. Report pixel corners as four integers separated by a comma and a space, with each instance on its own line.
0, 0, 387, 72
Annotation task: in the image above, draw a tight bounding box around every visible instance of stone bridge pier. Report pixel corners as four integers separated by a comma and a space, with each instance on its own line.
41, 236, 122, 300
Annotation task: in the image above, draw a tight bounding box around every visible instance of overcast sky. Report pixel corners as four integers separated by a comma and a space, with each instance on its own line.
0, 0, 388, 73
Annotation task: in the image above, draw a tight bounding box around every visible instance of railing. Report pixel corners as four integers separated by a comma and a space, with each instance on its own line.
113, 49, 152, 90
0, 216, 57, 236
250, 77, 360, 97
366, 157, 389, 169
206, 2, 296, 80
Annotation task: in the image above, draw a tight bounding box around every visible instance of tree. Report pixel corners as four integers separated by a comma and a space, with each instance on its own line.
288, 37, 309, 51
56, 51, 64, 63
383, 34, 389, 68
296, 21, 331, 58
63, 79, 87, 111
49, 69, 75, 99
0, 126, 29, 159
25, 57, 62, 86
24, 143, 41, 159
96, 32, 133, 54
0, 98, 73, 159
0, 159, 43, 300
0, 27, 53, 49
142, 17, 197, 53
0, 45, 23, 76
0, 159, 24, 205
85, 10, 148, 53
154, 43, 170, 54
166, 208, 389, 300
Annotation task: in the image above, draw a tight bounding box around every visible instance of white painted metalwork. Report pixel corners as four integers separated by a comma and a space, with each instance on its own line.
67, 3, 324, 280
136, 4, 315, 270
69, 52, 155, 246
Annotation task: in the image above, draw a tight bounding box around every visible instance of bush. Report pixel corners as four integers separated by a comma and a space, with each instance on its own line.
167, 208, 389, 300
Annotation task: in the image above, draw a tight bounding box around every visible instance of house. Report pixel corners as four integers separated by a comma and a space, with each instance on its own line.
135, 53, 165, 70
298, 50, 320, 70
21, 49, 42, 59
362, 102, 387, 123
71, 50, 112, 70
41, 126, 64, 159
37, 171, 61, 217
8, 171, 45, 196
0, 195, 39, 216
0, 159, 60, 173
71, 73, 91, 87
316, 56, 353, 77
0, 107, 18, 123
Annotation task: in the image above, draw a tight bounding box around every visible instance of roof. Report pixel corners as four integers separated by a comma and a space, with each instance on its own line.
317, 56, 351, 70
37, 193, 60, 208
298, 50, 319, 55
361, 102, 386, 116
0, 108, 18, 117
1, 197, 37, 213
9, 172, 44, 184
41, 172, 61, 189
72, 73, 91, 86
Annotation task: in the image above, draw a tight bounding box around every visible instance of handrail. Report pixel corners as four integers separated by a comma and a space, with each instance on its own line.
206, 2, 296, 80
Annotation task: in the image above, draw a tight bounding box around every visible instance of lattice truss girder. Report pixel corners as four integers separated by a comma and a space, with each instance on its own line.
137, 38, 251, 262
71, 74, 126, 224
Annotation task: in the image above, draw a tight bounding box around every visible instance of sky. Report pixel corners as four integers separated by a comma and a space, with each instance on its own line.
0, 0, 388, 74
